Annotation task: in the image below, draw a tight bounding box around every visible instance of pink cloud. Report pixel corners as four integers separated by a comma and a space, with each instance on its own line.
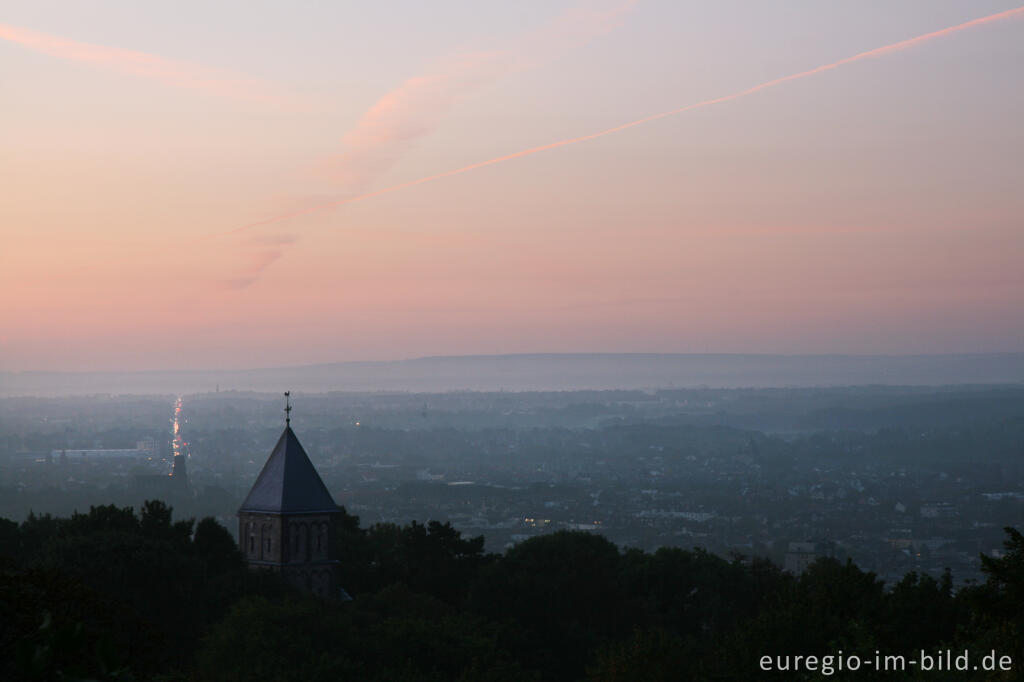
321, 0, 638, 191
0, 22, 279, 102
219, 233, 299, 290
325, 49, 510, 190
227, 3, 1024, 237
214, 1, 639, 291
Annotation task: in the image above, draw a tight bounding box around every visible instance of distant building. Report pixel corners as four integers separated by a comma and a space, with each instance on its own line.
920, 503, 958, 519
982, 492, 1024, 501
171, 452, 188, 481
50, 448, 150, 460
784, 540, 836, 574
237, 422, 347, 600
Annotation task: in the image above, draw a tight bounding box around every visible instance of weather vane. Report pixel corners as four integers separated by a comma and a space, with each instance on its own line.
284, 391, 292, 427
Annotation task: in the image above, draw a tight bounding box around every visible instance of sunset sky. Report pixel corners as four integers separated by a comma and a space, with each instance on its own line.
2, 1, 1023, 371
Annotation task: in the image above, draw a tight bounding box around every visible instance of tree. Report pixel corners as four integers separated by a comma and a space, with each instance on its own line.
962, 527, 1024, 671
469, 531, 628, 680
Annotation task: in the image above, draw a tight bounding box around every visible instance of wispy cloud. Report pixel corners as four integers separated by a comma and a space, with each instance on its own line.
219, 233, 299, 290
514, 0, 640, 68
0, 22, 279, 102
213, 1, 638, 291
224, 4, 1024, 237
322, 50, 510, 190
321, 0, 638, 191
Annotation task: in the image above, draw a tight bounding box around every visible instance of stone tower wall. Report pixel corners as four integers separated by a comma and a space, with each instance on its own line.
238, 510, 342, 598
238, 512, 284, 564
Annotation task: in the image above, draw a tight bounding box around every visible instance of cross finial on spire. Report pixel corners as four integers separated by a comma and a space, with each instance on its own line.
284, 391, 292, 427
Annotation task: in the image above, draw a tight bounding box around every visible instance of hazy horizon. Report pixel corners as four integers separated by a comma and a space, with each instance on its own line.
4, 351, 1024, 397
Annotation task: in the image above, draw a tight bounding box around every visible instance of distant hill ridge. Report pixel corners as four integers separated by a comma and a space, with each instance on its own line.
3, 352, 1024, 396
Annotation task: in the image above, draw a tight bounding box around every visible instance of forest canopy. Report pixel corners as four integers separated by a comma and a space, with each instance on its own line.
1, 502, 1021, 681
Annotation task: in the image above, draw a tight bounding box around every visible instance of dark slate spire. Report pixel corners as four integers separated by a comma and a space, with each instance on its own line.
238, 426, 338, 513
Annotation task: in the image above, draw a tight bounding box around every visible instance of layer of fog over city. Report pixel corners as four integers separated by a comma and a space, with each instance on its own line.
3, 353, 1022, 585
5, 352, 1024, 396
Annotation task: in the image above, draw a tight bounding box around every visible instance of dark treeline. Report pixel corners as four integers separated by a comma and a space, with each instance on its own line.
1, 503, 1022, 681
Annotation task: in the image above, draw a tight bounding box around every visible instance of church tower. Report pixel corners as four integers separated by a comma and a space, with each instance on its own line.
238, 393, 344, 598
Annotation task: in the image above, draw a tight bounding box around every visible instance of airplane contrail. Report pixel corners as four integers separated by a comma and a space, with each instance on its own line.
322, 0, 637, 192
0, 22, 279, 102
222, 5, 1024, 237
